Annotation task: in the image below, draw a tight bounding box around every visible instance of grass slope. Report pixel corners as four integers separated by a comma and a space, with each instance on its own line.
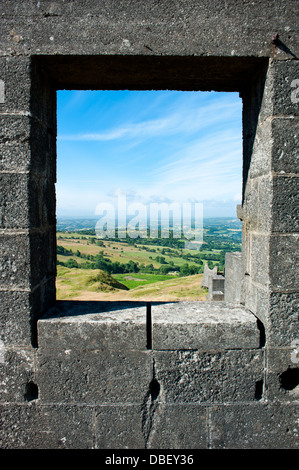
56, 266, 208, 302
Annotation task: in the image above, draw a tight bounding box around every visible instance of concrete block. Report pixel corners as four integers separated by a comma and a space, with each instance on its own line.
0, 348, 36, 403
271, 117, 299, 174
224, 252, 243, 304
147, 404, 207, 449
272, 176, 299, 233
236, 204, 243, 221
37, 302, 152, 405
0, 115, 30, 172
0, 278, 55, 348
208, 291, 224, 301
0, 56, 32, 113
209, 275, 225, 292
0, 173, 30, 229
269, 233, 299, 290
95, 405, 146, 449
151, 301, 260, 350
0, 404, 94, 449
251, 233, 270, 286
266, 348, 299, 402
267, 292, 299, 347
0, 290, 33, 347
210, 403, 299, 449
244, 178, 259, 231
153, 349, 264, 404
249, 118, 272, 178
207, 274, 225, 301
0, 233, 31, 289
95, 404, 208, 449
257, 175, 273, 233
0, 172, 55, 230
30, 230, 56, 288
201, 263, 217, 288
37, 347, 152, 405
271, 60, 299, 117
38, 301, 148, 350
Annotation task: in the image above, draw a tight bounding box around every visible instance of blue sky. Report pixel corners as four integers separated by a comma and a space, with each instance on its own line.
56, 90, 242, 218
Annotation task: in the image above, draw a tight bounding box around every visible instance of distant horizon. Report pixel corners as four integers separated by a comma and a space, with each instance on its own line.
56, 214, 240, 220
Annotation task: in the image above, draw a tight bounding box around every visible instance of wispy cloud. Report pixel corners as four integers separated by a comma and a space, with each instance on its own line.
57, 90, 243, 217
57, 94, 241, 143
58, 116, 176, 142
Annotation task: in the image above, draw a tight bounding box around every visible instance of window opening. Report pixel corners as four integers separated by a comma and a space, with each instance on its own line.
56, 90, 242, 302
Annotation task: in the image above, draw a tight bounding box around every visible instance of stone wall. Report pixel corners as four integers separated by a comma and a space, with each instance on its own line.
0, 0, 298, 449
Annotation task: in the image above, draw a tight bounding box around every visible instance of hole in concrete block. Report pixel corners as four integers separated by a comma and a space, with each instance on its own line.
254, 379, 263, 400
256, 319, 266, 348
149, 378, 160, 401
24, 381, 38, 401
279, 368, 299, 391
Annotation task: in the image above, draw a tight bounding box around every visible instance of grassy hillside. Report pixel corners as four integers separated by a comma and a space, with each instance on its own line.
55, 224, 241, 301
56, 266, 129, 300
56, 266, 208, 301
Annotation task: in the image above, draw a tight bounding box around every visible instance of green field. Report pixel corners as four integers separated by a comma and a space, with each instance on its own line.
56, 265, 208, 301
113, 273, 175, 289
56, 219, 241, 300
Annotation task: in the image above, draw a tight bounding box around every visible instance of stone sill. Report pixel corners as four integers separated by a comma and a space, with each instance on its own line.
38, 300, 260, 351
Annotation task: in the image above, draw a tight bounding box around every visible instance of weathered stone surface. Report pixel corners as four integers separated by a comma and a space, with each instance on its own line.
0, 404, 94, 449
1, 0, 298, 58
38, 301, 148, 350
0, 233, 31, 289
266, 348, 299, 401
251, 233, 270, 286
207, 274, 225, 301
153, 349, 264, 403
151, 301, 260, 350
147, 404, 207, 449
95, 405, 146, 449
0, 290, 33, 346
224, 252, 243, 304
0, 56, 31, 113
0, 173, 30, 229
271, 61, 299, 117
0, 348, 36, 403
37, 348, 152, 404
201, 263, 217, 288
267, 292, 299, 346
269, 233, 299, 290
272, 176, 299, 233
0, 172, 55, 230
210, 404, 299, 449
271, 117, 299, 174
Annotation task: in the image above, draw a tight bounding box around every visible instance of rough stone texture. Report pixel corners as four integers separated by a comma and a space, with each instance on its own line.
95, 405, 147, 449
151, 301, 260, 350
207, 274, 225, 301
210, 404, 299, 449
38, 301, 148, 351
153, 349, 264, 404
0, 404, 95, 449
224, 252, 243, 304
201, 263, 218, 288
0, 0, 298, 450
146, 404, 208, 449
37, 347, 152, 405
